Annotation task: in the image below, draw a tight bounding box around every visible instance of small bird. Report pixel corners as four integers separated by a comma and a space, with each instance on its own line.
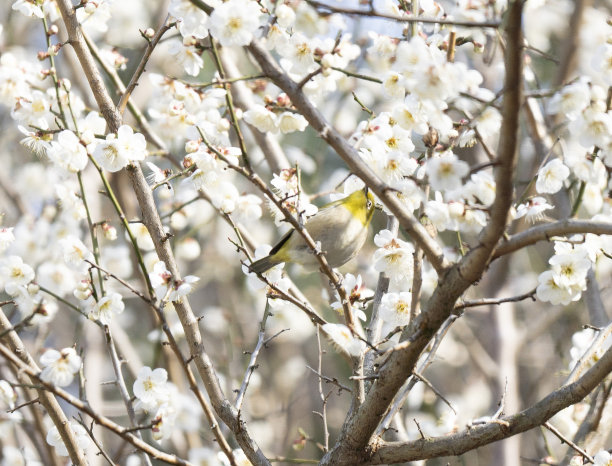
249, 187, 376, 274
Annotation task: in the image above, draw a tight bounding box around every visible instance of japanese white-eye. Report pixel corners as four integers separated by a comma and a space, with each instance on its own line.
249, 187, 376, 274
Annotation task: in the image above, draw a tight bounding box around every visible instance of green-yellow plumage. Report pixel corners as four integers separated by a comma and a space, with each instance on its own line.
249, 188, 376, 274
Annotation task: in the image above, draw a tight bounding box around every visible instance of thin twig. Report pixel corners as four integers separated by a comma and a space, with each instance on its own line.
543, 422, 594, 464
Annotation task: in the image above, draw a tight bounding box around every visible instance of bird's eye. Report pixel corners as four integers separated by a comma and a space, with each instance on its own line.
367, 200, 373, 209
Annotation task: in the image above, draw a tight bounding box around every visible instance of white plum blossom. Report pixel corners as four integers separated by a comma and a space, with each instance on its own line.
11, 91, 52, 130
536, 270, 578, 305
46, 130, 88, 173
89, 292, 125, 325
46, 421, 91, 457
548, 78, 591, 118
463, 172, 496, 206
12, 0, 44, 18
276, 4, 296, 28
0, 228, 15, 253
277, 111, 308, 134
149, 261, 199, 302
426, 151, 469, 192
322, 323, 365, 357
278, 33, 317, 74
0, 255, 35, 296
59, 235, 93, 270
593, 450, 612, 466
330, 273, 372, 322
379, 291, 413, 326
0, 380, 17, 409
133, 366, 170, 410
168, 39, 204, 77
268, 168, 318, 226
93, 125, 147, 172
536, 159, 570, 194
128, 223, 155, 251
209, 181, 240, 213
169, 0, 210, 38
515, 197, 553, 222
39, 348, 82, 387
151, 402, 177, 442
209, 0, 262, 47
548, 251, 591, 290
569, 105, 612, 150
243, 105, 277, 133
373, 229, 415, 286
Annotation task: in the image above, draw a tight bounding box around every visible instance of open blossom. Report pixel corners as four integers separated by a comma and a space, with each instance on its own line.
133, 366, 170, 410
209, 0, 262, 47
536, 270, 579, 305
322, 323, 365, 357
548, 78, 591, 118
46, 130, 88, 173
89, 292, 125, 325
59, 235, 93, 271
0, 227, 15, 253
277, 111, 308, 134
0, 380, 17, 409
548, 251, 591, 290
330, 273, 372, 322
425, 151, 469, 192
149, 261, 199, 301
40, 348, 82, 387
379, 291, 413, 326
46, 421, 91, 457
93, 125, 147, 172
536, 159, 570, 194
243, 105, 277, 133
168, 38, 204, 77
0, 255, 35, 296
373, 229, 415, 285
515, 197, 553, 222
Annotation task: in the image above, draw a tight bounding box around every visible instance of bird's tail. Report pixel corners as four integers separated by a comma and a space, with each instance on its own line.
248, 255, 281, 274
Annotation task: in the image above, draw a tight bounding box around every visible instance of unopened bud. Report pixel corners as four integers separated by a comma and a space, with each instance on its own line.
185, 140, 199, 153
276, 93, 291, 107
102, 222, 117, 241
144, 28, 155, 39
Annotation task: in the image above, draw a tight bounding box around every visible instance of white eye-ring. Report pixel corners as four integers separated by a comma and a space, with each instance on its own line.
367, 200, 373, 209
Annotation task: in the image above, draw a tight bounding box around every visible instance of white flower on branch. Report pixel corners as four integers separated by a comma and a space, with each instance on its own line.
133, 366, 170, 410
39, 348, 82, 387
0, 380, 17, 410
89, 292, 125, 325
515, 197, 553, 222
168, 38, 204, 77
45, 130, 88, 173
93, 125, 147, 173
209, 0, 263, 47
169, 0, 211, 39
425, 151, 469, 192
379, 291, 413, 327
322, 323, 365, 357
0, 227, 15, 253
12, 0, 44, 18
243, 105, 278, 133
373, 229, 414, 287
46, 421, 90, 457
536, 159, 570, 194
0, 255, 35, 296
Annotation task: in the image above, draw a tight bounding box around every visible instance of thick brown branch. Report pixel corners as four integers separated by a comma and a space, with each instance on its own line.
368, 345, 612, 464
493, 220, 612, 259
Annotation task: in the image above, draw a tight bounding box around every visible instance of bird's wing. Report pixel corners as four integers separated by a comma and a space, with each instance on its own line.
269, 229, 295, 256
